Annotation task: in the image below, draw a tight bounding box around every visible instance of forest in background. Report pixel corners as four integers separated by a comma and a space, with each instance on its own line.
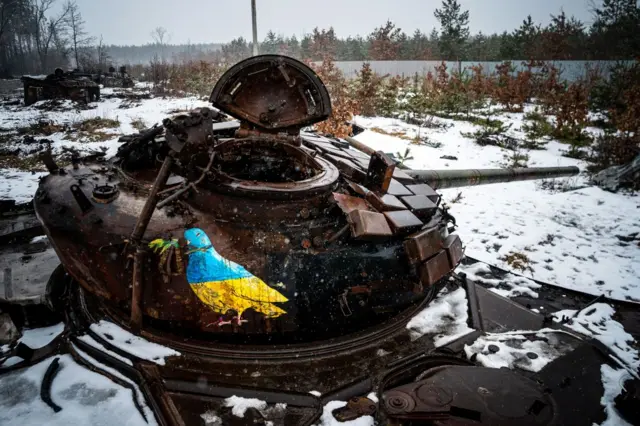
0, 0, 639, 76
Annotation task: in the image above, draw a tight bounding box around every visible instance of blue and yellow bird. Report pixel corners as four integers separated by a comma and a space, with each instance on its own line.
180, 227, 288, 325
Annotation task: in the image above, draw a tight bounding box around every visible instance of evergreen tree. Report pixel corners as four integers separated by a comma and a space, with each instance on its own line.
591, 0, 640, 59
434, 0, 470, 60
368, 20, 403, 60
513, 15, 542, 59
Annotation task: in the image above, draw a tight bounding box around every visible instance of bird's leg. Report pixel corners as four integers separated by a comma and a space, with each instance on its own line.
232, 316, 248, 326
214, 317, 232, 327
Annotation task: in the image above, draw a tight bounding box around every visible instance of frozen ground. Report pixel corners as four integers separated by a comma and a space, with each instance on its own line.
0, 86, 211, 203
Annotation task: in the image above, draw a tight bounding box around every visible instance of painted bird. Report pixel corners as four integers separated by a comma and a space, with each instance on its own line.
183, 227, 288, 325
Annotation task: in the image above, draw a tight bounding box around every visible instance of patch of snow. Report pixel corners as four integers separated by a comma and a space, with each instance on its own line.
18, 322, 64, 349
309, 390, 322, 397
200, 411, 222, 425
76, 334, 133, 366
464, 331, 574, 372
457, 261, 541, 298
29, 235, 48, 243
2, 356, 23, 367
376, 349, 390, 357
317, 401, 374, 426
0, 354, 154, 425
366, 392, 379, 403
0, 169, 47, 203
598, 364, 633, 426
552, 304, 639, 371
224, 395, 267, 418
71, 343, 156, 423
406, 287, 474, 346
89, 320, 180, 365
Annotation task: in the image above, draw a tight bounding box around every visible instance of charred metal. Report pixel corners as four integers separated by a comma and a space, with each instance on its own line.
2, 55, 636, 426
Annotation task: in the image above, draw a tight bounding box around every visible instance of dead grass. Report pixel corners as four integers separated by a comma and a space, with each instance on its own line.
130, 118, 147, 131
370, 127, 413, 141
64, 117, 121, 142
500, 251, 534, 273
0, 154, 47, 171
15, 120, 66, 136
449, 192, 464, 204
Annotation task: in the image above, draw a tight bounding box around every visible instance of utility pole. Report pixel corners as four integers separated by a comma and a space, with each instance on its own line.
251, 0, 259, 56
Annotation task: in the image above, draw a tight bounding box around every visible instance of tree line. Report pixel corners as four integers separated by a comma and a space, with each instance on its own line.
222, 0, 640, 63
0, 0, 638, 77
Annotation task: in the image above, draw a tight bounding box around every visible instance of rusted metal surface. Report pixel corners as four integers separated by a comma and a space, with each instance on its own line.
332, 397, 377, 422
32, 55, 585, 341
418, 251, 450, 287
348, 210, 393, 240
443, 234, 463, 269
130, 248, 145, 331
344, 136, 376, 156
366, 151, 396, 193
332, 193, 373, 214
210, 55, 331, 133
404, 227, 444, 266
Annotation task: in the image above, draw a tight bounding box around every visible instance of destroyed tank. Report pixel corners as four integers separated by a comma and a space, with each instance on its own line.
17, 55, 638, 425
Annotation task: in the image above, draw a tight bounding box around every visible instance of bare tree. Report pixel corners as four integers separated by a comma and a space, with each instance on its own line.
0, 0, 19, 43
95, 34, 109, 70
28, 0, 72, 71
150, 26, 170, 60
65, 0, 93, 69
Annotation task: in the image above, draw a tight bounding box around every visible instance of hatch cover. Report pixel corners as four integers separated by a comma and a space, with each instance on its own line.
210, 55, 331, 132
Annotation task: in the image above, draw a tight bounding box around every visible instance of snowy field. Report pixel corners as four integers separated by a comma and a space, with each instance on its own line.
1, 86, 639, 425
354, 114, 640, 302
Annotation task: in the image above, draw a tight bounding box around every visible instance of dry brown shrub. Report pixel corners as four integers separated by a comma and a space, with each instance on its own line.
467, 65, 490, 106
313, 57, 360, 138
491, 61, 532, 112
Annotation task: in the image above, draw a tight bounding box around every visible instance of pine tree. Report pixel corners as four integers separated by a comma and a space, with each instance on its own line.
434, 0, 470, 60
513, 15, 541, 59
368, 20, 403, 60
591, 0, 640, 59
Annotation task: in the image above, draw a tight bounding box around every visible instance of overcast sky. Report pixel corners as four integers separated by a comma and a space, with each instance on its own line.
68, 0, 597, 46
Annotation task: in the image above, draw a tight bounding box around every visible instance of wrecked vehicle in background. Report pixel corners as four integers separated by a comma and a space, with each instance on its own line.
100, 66, 135, 88
1, 55, 639, 425
21, 68, 100, 106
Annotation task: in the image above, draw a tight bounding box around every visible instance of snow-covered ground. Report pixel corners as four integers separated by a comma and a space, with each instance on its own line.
1, 90, 639, 426
0, 86, 211, 203
354, 115, 640, 302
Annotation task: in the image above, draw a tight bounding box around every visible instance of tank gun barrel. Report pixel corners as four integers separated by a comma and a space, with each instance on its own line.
405, 166, 580, 189
343, 136, 580, 189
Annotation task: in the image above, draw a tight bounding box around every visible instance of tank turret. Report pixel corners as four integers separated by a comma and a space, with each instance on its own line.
12, 55, 639, 426
33, 55, 580, 341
